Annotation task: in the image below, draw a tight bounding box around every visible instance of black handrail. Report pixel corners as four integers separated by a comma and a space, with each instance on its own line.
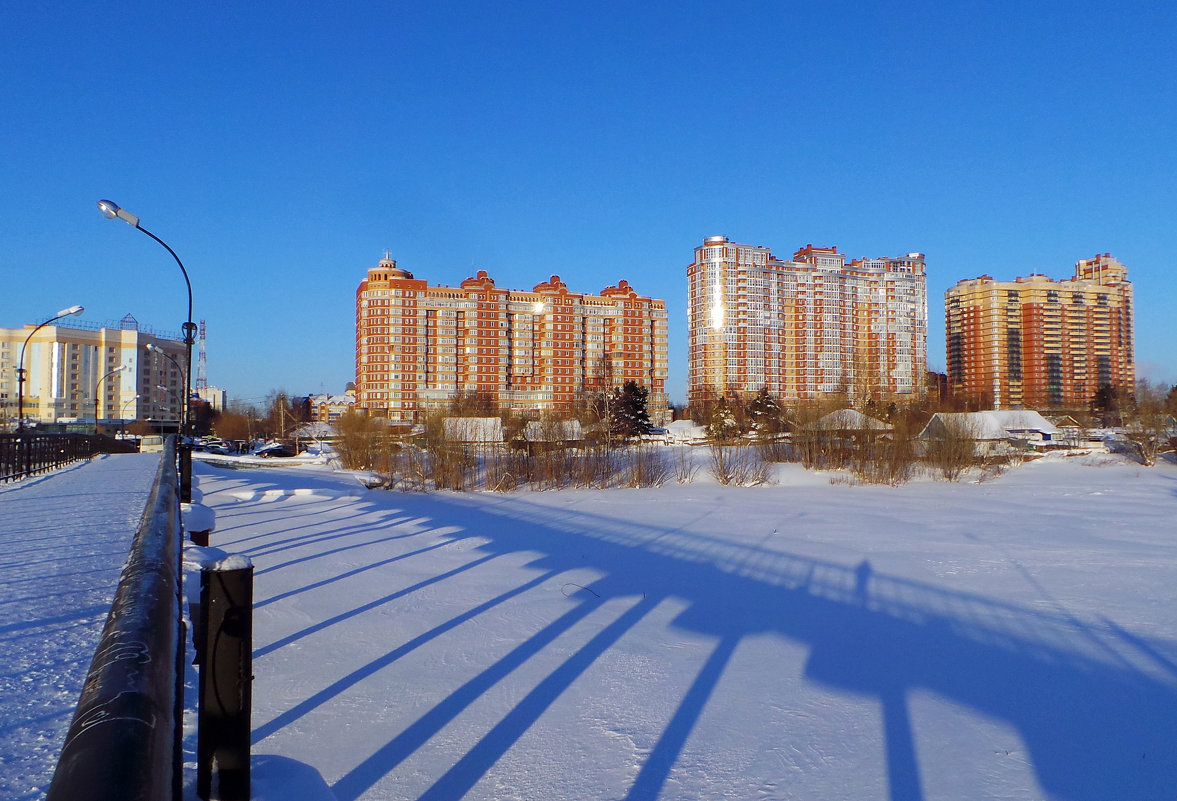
46, 436, 184, 801
0, 432, 138, 483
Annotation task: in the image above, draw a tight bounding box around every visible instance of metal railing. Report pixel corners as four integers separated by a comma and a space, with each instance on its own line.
0, 433, 138, 483
46, 436, 185, 801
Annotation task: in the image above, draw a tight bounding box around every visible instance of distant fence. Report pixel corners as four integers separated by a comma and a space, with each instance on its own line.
46, 436, 184, 801
0, 433, 138, 483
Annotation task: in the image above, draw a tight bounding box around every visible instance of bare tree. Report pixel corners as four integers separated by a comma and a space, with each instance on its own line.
1123, 379, 1171, 466
924, 414, 981, 481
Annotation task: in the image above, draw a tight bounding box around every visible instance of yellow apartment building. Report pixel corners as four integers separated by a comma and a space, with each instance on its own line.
946, 254, 1134, 409
0, 314, 189, 431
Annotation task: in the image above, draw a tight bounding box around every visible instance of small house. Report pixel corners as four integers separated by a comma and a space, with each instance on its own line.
919, 411, 1061, 454
666, 419, 708, 445
518, 419, 584, 453
443, 417, 504, 445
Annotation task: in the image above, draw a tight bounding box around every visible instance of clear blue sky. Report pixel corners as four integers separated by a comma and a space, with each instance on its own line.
3, 2, 1174, 406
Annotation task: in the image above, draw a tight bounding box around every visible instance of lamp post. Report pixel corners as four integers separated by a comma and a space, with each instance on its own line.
156, 385, 181, 433
120, 395, 141, 438
146, 344, 186, 436
17, 305, 85, 432
93, 365, 126, 434
98, 200, 196, 500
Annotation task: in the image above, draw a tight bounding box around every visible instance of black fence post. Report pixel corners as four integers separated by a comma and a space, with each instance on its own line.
197, 561, 253, 801
179, 443, 193, 503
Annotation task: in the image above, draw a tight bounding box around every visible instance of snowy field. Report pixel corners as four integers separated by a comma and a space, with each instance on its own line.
185, 450, 1177, 801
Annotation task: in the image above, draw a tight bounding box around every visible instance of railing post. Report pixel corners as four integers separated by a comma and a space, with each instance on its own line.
179, 442, 193, 503
196, 558, 253, 801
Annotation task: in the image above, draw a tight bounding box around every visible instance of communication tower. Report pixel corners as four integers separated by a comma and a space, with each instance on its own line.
195, 319, 208, 390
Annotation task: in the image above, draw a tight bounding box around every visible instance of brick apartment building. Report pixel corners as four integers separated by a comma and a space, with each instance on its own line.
946, 253, 1134, 409
355, 254, 669, 422
687, 236, 927, 406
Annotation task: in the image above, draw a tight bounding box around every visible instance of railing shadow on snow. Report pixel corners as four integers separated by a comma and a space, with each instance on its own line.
207, 465, 1177, 801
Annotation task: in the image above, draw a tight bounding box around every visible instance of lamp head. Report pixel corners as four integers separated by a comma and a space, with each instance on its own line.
56, 305, 84, 318
96, 199, 139, 228
145, 343, 157, 352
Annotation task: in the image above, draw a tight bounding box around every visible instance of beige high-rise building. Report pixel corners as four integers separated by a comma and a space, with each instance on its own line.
355, 254, 669, 422
945, 254, 1134, 409
0, 314, 188, 430
687, 236, 927, 406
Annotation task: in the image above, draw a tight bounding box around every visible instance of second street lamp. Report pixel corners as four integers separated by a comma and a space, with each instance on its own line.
93, 365, 126, 434
156, 385, 180, 432
17, 305, 85, 432
98, 200, 196, 500
146, 344, 186, 435
120, 394, 141, 438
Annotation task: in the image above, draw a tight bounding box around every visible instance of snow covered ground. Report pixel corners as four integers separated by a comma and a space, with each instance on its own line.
0, 453, 161, 801
182, 450, 1177, 801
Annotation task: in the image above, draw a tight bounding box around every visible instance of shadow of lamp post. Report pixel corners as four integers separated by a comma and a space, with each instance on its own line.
17, 305, 85, 433
97, 200, 196, 501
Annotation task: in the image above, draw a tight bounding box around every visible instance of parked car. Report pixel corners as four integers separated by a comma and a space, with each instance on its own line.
255, 443, 296, 458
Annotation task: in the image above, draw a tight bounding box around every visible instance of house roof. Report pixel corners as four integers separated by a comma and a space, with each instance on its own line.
443, 417, 504, 443
521, 420, 584, 442
809, 409, 893, 431
920, 411, 1061, 440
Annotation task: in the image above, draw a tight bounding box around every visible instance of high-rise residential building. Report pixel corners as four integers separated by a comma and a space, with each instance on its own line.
687, 236, 927, 406
0, 314, 188, 429
355, 254, 669, 422
945, 254, 1134, 410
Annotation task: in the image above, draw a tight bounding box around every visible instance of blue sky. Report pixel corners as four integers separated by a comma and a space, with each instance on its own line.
3, 2, 1174, 406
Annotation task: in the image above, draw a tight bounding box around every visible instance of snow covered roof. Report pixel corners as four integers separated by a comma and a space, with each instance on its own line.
809, 409, 893, 431
308, 393, 355, 406
521, 420, 583, 442
920, 411, 1061, 440
294, 421, 334, 438
443, 417, 504, 443
666, 420, 708, 441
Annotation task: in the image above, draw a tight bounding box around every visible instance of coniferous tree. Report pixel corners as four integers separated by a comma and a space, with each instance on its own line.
747, 388, 782, 437
610, 381, 652, 438
708, 397, 739, 442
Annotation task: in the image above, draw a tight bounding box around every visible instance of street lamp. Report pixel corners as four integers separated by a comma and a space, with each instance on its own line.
146, 344, 186, 430
98, 200, 196, 499
155, 385, 181, 431
120, 394, 141, 438
146, 343, 185, 382
17, 305, 85, 432
93, 364, 126, 434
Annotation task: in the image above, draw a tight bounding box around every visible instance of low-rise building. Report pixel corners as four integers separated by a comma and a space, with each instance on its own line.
919, 410, 1062, 453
